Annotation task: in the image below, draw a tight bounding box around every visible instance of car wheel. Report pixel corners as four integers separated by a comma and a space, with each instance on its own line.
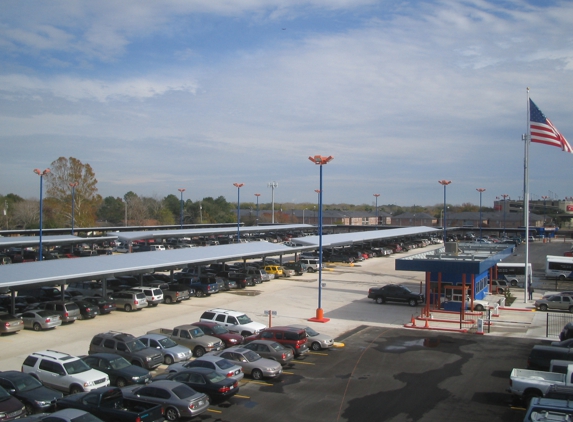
474, 304, 484, 311
116, 377, 127, 388
69, 384, 83, 395
165, 406, 180, 422
24, 403, 34, 415
251, 369, 263, 380
164, 355, 174, 365
32, 322, 42, 331
308, 268, 315, 273
540, 304, 548, 312
559, 275, 566, 281
194, 346, 206, 357
311, 342, 321, 351
376, 297, 385, 304
408, 299, 418, 307
124, 304, 133, 312
164, 296, 173, 304
196, 290, 204, 298
510, 280, 517, 287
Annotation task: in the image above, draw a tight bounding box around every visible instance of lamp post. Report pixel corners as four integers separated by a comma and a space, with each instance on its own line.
34, 168, 50, 261
233, 183, 244, 241
69, 182, 78, 235
541, 195, 548, 226
438, 180, 451, 243
501, 194, 509, 236
303, 208, 307, 224
178, 188, 185, 229
268, 181, 278, 224
314, 189, 320, 226
308, 155, 334, 323
254, 193, 261, 225
476, 188, 486, 240
373, 193, 380, 228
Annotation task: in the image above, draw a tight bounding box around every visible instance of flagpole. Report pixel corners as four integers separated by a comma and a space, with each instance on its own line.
524, 87, 531, 304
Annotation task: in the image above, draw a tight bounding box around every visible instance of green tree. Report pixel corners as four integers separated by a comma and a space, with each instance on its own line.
44, 157, 102, 228
97, 196, 125, 225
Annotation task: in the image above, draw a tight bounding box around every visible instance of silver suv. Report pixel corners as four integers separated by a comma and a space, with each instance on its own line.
37, 301, 81, 323
21, 350, 109, 394
113, 290, 148, 312
128, 287, 164, 307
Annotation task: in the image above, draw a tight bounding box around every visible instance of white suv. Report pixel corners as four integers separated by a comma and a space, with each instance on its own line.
129, 286, 164, 307
21, 350, 109, 394
200, 308, 266, 337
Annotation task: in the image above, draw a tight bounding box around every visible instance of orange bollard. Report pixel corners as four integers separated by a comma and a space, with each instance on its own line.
424, 318, 429, 328
411, 315, 416, 327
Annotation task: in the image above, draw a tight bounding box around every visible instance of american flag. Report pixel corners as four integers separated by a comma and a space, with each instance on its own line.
530, 98, 572, 153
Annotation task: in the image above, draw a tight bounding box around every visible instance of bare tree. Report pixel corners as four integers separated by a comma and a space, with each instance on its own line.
12, 199, 39, 229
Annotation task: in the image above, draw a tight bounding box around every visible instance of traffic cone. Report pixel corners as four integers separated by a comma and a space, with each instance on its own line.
411, 315, 416, 327
424, 318, 429, 328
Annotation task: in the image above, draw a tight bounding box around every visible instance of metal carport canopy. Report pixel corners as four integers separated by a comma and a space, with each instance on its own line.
0, 235, 119, 248
291, 226, 441, 248
110, 224, 315, 243
0, 241, 316, 291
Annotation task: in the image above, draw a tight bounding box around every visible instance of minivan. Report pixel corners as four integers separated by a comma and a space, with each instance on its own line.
113, 291, 148, 312
37, 301, 81, 324
528, 345, 573, 371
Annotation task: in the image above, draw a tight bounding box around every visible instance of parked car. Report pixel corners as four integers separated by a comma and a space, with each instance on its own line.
21, 350, 109, 394
367, 284, 424, 307
137, 333, 192, 365
168, 356, 244, 382
82, 297, 116, 314
112, 291, 148, 312
174, 276, 219, 298
0, 370, 63, 414
263, 265, 283, 279
73, 300, 99, 320
190, 322, 244, 348
211, 347, 283, 380
17, 408, 104, 422
245, 267, 271, 282
121, 380, 210, 421
0, 385, 26, 420
81, 354, 151, 387
36, 301, 80, 324
88, 332, 163, 370
289, 324, 334, 351
282, 261, 304, 276
146, 326, 224, 358
244, 326, 309, 357
199, 308, 266, 337
153, 368, 239, 402
491, 279, 510, 294
0, 313, 24, 334
535, 295, 573, 312
241, 340, 294, 365
551, 339, 573, 348
20, 310, 62, 331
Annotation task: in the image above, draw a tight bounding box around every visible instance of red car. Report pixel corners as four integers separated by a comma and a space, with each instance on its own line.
191, 321, 244, 348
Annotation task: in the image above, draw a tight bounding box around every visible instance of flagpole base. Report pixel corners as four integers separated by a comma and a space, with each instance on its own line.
308, 308, 330, 323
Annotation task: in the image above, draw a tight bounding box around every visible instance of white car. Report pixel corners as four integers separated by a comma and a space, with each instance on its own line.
289, 325, 334, 351
200, 309, 266, 337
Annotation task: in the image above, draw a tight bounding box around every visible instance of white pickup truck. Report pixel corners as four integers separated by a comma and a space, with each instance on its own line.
508, 362, 573, 403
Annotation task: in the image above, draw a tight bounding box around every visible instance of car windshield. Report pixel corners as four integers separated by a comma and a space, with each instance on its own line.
63, 359, 91, 374
236, 315, 252, 324
304, 327, 319, 337
0, 386, 11, 401
11, 375, 42, 392
172, 384, 196, 399
212, 325, 229, 334
159, 337, 179, 348
215, 359, 234, 370
109, 357, 131, 370
269, 342, 286, 351
205, 371, 226, 383
126, 340, 146, 352
243, 350, 261, 362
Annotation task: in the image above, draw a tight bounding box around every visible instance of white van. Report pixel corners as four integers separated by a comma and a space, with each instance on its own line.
299, 259, 322, 273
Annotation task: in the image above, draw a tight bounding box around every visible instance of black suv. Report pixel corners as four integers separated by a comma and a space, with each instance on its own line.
89, 332, 163, 370
367, 284, 424, 307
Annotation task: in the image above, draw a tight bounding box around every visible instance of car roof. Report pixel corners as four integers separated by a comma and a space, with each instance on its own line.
0, 370, 29, 380
178, 367, 212, 375
246, 340, 280, 346
84, 353, 125, 361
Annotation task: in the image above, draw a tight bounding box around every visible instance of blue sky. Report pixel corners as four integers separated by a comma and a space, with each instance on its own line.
1, 0, 573, 208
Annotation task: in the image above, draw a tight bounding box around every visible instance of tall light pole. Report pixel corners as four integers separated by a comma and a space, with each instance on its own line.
303, 208, 307, 224
373, 193, 380, 228
501, 194, 509, 236
254, 193, 261, 225
178, 188, 185, 229
308, 155, 334, 323
69, 182, 78, 235
476, 188, 486, 240
314, 189, 320, 226
438, 180, 451, 243
541, 195, 548, 226
34, 168, 50, 261
233, 183, 244, 241
268, 181, 278, 224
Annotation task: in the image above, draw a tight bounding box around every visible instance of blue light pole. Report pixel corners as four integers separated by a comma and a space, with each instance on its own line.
34, 168, 50, 261
438, 180, 451, 243
178, 188, 185, 229
233, 183, 244, 241
254, 193, 260, 225
373, 193, 380, 228
69, 182, 78, 235
308, 155, 334, 323
476, 188, 486, 240
501, 194, 509, 236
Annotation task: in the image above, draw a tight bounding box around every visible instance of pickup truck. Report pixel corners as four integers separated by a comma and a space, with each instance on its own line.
508, 362, 573, 404
147, 325, 224, 357
172, 276, 219, 297
161, 285, 190, 304
55, 386, 164, 422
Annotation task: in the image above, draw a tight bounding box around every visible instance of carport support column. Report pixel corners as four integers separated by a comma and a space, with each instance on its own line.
462, 274, 467, 320
425, 272, 431, 317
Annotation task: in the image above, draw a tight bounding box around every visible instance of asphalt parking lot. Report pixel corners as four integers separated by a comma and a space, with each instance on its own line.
1, 239, 572, 421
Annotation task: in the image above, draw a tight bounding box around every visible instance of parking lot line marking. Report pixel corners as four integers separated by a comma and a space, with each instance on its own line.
245, 380, 274, 386
234, 394, 250, 399
309, 351, 328, 356
208, 408, 222, 414
292, 361, 315, 365
282, 371, 294, 374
